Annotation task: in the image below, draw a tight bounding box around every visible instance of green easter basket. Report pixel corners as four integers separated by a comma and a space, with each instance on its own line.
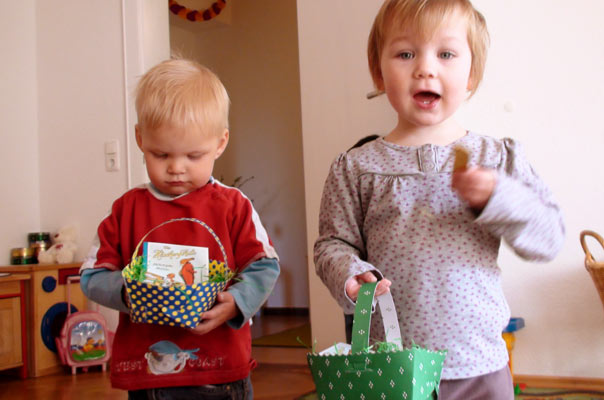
122, 218, 232, 328
307, 282, 447, 400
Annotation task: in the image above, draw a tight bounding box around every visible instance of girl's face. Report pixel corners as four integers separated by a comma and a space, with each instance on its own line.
136, 124, 228, 196
378, 11, 472, 132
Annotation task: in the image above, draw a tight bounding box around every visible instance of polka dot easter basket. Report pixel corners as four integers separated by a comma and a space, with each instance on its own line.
122, 218, 233, 328
307, 282, 447, 400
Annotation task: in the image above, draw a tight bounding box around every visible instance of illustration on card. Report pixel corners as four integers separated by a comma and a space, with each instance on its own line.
143, 242, 209, 286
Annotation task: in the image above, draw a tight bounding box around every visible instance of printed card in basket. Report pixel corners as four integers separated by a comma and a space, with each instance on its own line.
142, 242, 209, 286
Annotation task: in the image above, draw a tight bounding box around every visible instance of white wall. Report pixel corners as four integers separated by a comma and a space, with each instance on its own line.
0, 0, 41, 262
1, 0, 168, 330
170, 0, 309, 308
36, 0, 129, 255
468, 0, 604, 378
125, 0, 172, 187
298, 0, 604, 378
297, 0, 397, 358
0, 0, 169, 263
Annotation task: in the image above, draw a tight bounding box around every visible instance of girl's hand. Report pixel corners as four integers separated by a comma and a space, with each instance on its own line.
190, 291, 238, 335
452, 166, 497, 210
345, 272, 391, 301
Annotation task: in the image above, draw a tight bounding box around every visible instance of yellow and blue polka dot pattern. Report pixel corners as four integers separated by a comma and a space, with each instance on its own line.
121, 218, 232, 328
125, 260, 230, 328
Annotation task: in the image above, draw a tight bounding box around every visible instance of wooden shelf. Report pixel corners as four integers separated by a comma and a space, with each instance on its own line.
0, 273, 30, 379
0, 262, 82, 273
0, 263, 85, 377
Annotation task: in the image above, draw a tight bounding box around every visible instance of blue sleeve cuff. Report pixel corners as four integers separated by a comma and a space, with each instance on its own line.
226, 257, 280, 329
80, 268, 130, 314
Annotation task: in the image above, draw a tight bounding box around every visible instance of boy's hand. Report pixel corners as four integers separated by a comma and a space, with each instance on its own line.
452, 166, 497, 210
345, 272, 391, 301
190, 292, 238, 335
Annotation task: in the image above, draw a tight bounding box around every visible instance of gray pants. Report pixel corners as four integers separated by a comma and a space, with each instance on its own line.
128, 376, 253, 400
438, 366, 514, 400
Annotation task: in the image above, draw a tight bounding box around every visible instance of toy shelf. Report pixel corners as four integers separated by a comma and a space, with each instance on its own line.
0, 263, 85, 377
0, 273, 30, 378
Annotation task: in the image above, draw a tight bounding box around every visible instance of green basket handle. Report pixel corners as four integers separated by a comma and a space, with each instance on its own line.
351, 282, 402, 354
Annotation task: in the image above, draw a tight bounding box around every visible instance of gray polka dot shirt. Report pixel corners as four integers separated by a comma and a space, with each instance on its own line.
313, 132, 565, 379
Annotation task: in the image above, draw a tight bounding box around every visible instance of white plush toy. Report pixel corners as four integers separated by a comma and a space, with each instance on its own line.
38, 225, 78, 264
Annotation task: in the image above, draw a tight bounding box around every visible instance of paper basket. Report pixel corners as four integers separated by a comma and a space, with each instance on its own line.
122, 218, 231, 328
307, 282, 446, 400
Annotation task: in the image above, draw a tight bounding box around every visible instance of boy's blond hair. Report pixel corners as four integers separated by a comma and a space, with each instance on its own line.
368, 0, 489, 97
135, 58, 229, 136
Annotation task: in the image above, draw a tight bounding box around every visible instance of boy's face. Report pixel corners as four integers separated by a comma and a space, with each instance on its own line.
378, 10, 472, 130
136, 124, 228, 196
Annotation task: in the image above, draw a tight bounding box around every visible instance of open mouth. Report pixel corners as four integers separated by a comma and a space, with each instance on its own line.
414, 91, 441, 105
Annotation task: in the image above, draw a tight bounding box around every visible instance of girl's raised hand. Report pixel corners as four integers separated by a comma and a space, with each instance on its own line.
452, 166, 497, 210
345, 271, 391, 301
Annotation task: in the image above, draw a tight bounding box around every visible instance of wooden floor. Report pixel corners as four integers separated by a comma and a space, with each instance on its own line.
250, 312, 308, 340
0, 314, 315, 400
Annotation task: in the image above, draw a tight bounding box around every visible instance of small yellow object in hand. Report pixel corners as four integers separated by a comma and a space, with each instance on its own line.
453, 146, 470, 172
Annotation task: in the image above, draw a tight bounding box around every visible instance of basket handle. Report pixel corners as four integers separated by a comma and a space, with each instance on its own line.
580, 230, 604, 263
350, 282, 402, 354
130, 218, 228, 269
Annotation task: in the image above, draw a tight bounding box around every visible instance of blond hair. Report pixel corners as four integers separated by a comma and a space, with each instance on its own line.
135, 58, 229, 136
368, 0, 489, 96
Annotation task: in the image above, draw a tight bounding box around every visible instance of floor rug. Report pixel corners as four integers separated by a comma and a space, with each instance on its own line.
515, 387, 604, 399
251, 323, 311, 347
297, 387, 604, 399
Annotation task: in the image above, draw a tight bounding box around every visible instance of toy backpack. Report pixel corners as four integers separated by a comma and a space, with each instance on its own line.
55, 276, 113, 374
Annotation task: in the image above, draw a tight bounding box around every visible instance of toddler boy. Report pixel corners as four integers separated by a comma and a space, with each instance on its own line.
81, 58, 279, 399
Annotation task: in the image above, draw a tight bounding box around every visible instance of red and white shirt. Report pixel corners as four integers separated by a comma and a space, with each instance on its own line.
92, 181, 278, 390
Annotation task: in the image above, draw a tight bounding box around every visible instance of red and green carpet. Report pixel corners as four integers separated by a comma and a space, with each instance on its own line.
296, 384, 604, 399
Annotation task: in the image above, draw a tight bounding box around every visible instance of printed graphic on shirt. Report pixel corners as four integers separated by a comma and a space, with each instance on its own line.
144, 340, 199, 375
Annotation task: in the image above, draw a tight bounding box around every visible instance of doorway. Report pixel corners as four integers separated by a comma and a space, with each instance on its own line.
169, 1, 309, 331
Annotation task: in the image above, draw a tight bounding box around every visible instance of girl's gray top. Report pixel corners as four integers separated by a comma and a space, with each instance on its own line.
314, 132, 565, 379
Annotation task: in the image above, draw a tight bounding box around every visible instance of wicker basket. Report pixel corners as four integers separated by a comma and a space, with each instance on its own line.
580, 230, 604, 311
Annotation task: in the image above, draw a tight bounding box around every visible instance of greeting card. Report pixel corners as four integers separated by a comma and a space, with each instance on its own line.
142, 242, 209, 286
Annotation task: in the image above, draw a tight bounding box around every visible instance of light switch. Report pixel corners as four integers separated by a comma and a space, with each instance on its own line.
105, 140, 120, 172
504, 100, 515, 113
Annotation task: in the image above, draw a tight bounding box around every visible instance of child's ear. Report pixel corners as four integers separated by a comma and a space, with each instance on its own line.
135, 124, 143, 150
215, 129, 229, 159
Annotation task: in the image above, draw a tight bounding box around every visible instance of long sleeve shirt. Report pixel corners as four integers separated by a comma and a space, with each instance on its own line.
314, 133, 564, 379
80, 180, 280, 390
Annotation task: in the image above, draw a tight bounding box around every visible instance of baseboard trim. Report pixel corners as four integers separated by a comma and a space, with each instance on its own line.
262, 307, 309, 316
514, 375, 604, 391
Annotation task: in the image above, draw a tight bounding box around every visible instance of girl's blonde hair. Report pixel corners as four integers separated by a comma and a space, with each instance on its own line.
368, 0, 489, 97
135, 58, 229, 136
